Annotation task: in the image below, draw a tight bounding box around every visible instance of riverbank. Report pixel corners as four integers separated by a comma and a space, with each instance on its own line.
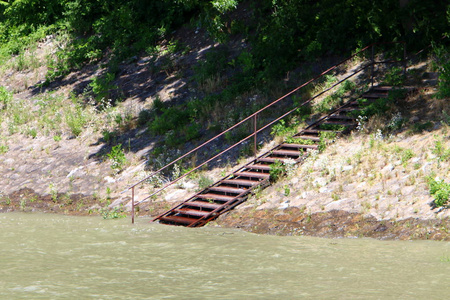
2, 187, 449, 241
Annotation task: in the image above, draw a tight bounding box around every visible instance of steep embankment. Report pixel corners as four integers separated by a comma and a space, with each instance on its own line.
0, 1, 449, 239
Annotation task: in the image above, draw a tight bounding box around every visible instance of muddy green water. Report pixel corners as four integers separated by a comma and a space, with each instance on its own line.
1, 213, 449, 299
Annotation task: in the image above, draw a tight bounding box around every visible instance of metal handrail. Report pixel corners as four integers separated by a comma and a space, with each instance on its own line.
127, 41, 406, 223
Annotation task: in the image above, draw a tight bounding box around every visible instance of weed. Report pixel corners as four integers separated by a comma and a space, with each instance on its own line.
198, 175, 214, 190
107, 144, 127, 172
269, 160, 286, 182
426, 177, 450, 207
432, 140, 450, 162
0, 143, 8, 154
401, 149, 414, 165
284, 185, 291, 196
382, 67, 405, 86
101, 205, 126, 219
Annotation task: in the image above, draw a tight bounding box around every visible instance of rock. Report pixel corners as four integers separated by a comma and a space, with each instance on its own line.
382, 164, 394, 172
279, 201, 290, 209
104, 176, 116, 183
67, 166, 84, 178
313, 177, 327, 187
342, 165, 353, 172
319, 186, 332, 193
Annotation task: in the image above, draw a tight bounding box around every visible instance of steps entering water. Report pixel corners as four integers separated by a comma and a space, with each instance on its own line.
153, 86, 414, 227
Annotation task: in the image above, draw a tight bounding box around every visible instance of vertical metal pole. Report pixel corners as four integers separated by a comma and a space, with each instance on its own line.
403, 42, 407, 76
371, 45, 375, 88
253, 114, 257, 157
131, 186, 135, 224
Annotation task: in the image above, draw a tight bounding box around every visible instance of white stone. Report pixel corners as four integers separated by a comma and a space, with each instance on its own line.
313, 177, 327, 187
382, 164, 394, 172
342, 165, 353, 172
411, 157, 420, 163
66, 166, 84, 178
104, 176, 116, 183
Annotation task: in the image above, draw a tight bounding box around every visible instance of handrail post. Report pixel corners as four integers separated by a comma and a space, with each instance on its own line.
403, 42, 407, 76
131, 186, 135, 224
253, 114, 257, 157
371, 44, 375, 88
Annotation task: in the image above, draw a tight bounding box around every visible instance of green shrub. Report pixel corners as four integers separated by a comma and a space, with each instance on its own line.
432, 140, 450, 162
107, 144, 127, 172
198, 175, 214, 190
269, 160, 286, 182
0, 86, 11, 110
65, 106, 86, 137
427, 177, 450, 207
148, 106, 190, 135
383, 67, 405, 86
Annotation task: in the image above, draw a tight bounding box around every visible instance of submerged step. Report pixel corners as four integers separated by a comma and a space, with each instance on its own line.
174, 208, 211, 217
159, 215, 199, 225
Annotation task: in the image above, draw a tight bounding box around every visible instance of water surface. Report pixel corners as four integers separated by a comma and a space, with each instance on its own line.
1, 213, 449, 299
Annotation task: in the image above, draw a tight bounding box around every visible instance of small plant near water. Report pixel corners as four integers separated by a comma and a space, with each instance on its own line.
101, 205, 126, 219
107, 144, 127, 172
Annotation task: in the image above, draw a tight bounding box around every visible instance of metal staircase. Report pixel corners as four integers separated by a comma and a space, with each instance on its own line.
152, 86, 406, 227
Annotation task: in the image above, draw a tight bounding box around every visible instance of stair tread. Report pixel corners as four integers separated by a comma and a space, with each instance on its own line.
234, 171, 270, 179
328, 114, 356, 120
197, 193, 236, 201
209, 186, 247, 194
246, 164, 272, 171
159, 215, 199, 225
187, 201, 224, 209
258, 157, 292, 163
272, 149, 303, 156
174, 208, 211, 217
362, 92, 389, 98
295, 135, 320, 141
222, 179, 260, 186
281, 143, 319, 149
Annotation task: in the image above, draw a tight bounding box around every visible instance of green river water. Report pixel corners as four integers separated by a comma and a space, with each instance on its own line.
1, 213, 449, 299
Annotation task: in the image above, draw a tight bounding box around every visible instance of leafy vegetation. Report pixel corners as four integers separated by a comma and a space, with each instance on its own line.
427, 177, 450, 207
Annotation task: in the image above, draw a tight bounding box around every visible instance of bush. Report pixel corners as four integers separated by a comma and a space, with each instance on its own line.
107, 144, 127, 172
427, 177, 450, 207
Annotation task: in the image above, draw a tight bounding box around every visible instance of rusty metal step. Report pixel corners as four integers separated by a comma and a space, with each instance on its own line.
197, 193, 236, 202
280, 143, 319, 150
328, 114, 356, 120
174, 208, 211, 217
362, 92, 389, 99
246, 164, 272, 171
271, 149, 303, 156
209, 186, 247, 194
234, 171, 270, 179
258, 157, 291, 163
300, 129, 336, 135
294, 135, 320, 142
320, 120, 355, 126
222, 179, 259, 187
186, 201, 223, 210
159, 215, 199, 225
